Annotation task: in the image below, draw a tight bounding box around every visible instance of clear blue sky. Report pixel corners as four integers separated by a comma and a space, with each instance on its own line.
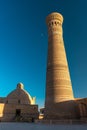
0, 0, 87, 108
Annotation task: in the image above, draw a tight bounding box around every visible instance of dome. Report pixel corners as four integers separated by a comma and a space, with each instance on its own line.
6, 83, 35, 105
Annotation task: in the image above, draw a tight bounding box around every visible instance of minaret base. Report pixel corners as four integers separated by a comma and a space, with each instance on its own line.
44, 100, 80, 120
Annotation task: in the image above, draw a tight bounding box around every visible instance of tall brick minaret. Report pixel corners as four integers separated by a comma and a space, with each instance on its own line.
44, 12, 77, 119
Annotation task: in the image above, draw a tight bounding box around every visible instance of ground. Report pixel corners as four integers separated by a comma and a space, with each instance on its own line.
0, 123, 87, 130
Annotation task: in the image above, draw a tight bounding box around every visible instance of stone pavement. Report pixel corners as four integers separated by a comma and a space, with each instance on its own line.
0, 123, 87, 130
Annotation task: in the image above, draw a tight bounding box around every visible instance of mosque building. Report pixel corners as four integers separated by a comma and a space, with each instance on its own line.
0, 83, 39, 122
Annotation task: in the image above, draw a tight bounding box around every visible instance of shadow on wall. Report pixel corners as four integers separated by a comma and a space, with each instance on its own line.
44, 98, 87, 120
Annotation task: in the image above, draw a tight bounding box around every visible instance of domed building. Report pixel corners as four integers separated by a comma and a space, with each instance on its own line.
0, 83, 39, 122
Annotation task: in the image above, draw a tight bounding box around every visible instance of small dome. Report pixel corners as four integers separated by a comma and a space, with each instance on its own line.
17, 83, 24, 89
6, 83, 36, 105
7, 86, 33, 104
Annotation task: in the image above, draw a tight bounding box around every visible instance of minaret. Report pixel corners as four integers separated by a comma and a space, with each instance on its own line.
44, 12, 76, 119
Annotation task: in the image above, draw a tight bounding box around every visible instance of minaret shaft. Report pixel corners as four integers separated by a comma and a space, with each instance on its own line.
44, 12, 75, 119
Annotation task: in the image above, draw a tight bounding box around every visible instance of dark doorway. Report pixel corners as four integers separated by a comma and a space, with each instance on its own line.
16, 109, 21, 116
31, 117, 35, 122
